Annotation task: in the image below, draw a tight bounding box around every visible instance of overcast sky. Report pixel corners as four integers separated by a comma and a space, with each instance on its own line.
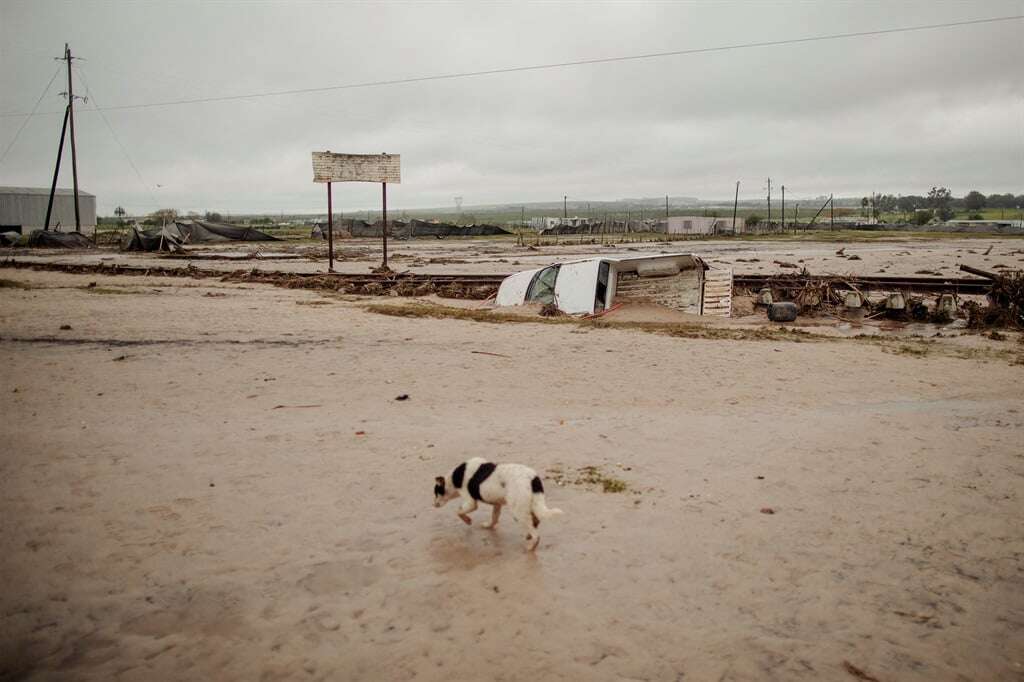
1, 1, 1022, 215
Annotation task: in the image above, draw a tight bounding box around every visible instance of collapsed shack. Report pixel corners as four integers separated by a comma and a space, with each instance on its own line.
24, 230, 96, 249
124, 220, 279, 252
733, 271, 1004, 324
963, 269, 1024, 329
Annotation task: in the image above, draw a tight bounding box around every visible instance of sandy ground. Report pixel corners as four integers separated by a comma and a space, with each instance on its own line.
1, 268, 1023, 681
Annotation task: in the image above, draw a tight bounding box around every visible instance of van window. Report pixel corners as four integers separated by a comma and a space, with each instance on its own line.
526, 265, 559, 304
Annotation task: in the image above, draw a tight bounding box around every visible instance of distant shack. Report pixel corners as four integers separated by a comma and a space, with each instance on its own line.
0, 186, 97, 235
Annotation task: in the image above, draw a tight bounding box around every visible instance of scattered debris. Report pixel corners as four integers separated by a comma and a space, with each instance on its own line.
539, 302, 564, 317
395, 394, 409, 401
847, 255, 862, 261
774, 260, 799, 269
893, 610, 934, 624
471, 350, 512, 358
842, 660, 881, 682
272, 404, 322, 409
59, 324, 72, 330
760, 507, 775, 515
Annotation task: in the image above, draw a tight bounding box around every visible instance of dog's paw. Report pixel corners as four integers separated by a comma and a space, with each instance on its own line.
458, 514, 472, 526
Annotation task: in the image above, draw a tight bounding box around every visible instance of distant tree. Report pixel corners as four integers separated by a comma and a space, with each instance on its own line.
967, 213, 984, 220
877, 194, 897, 214
745, 214, 762, 227
913, 210, 933, 226
987, 193, 1015, 209
204, 211, 223, 222
150, 208, 178, 224
964, 191, 986, 211
860, 197, 870, 219
896, 195, 921, 214
114, 206, 126, 219
927, 187, 953, 221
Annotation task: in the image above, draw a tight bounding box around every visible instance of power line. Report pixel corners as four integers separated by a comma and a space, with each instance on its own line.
0, 66, 62, 166
1, 14, 1020, 119
73, 66, 159, 207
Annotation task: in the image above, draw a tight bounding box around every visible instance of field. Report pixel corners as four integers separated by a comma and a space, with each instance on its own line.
1, 236, 1023, 681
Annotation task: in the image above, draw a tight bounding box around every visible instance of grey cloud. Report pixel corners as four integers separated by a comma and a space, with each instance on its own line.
1, 0, 1021, 215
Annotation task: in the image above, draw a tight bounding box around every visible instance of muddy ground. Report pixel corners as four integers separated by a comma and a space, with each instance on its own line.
1, 253, 1023, 681
5, 234, 1024, 279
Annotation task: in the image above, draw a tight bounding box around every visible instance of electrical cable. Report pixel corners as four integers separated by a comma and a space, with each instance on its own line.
73, 66, 159, 208
0, 66, 62, 165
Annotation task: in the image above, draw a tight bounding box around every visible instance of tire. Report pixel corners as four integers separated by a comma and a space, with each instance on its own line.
767, 302, 798, 322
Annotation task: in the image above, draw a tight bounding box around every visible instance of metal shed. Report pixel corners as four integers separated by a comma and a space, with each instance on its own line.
0, 187, 97, 234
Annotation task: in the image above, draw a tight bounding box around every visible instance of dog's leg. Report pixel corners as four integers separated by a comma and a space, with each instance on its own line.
457, 498, 478, 525
481, 504, 502, 529
514, 504, 539, 551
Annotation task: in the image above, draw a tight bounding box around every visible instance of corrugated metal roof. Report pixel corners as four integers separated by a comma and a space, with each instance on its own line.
0, 186, 96, 198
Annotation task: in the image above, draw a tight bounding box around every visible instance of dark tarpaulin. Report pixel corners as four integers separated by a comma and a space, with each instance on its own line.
25, 230, 96, 248
124, 226, 185, 252
172, 221, 279, 243
123, 221, 278, 252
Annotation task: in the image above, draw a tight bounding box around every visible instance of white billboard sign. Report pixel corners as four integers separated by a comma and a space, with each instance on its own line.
312, 152, 401, 184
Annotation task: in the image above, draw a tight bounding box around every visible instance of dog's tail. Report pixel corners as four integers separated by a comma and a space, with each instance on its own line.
531, 476, 563, 519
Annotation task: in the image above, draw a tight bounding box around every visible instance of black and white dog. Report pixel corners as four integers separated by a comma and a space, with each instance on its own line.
434, 457, 563, 551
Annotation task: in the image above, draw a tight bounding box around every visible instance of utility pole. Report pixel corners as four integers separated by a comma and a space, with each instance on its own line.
64, 43, 81, 232
781, 185, 785, 231
563, 195, 567, 221
44, 106, 71, 231
665, 195, 669, 219
732, 181, 739, 231
47, 43, 85, 233
766, 177, 771, 229
829, 193, 834, 230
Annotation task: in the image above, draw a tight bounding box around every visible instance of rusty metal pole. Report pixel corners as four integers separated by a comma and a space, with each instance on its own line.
382, 182, 388, 269
327, 181, 334, 272
44, 104, 71, 231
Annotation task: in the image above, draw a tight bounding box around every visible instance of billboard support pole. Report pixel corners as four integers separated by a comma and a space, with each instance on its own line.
382, 182, 388, 269
327, 181, 334, 273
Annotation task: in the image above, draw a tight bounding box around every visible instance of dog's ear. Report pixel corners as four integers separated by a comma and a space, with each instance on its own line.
435, 476, 445, 485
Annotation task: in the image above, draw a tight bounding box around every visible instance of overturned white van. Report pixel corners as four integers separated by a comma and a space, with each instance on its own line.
495, 253, 732, 317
